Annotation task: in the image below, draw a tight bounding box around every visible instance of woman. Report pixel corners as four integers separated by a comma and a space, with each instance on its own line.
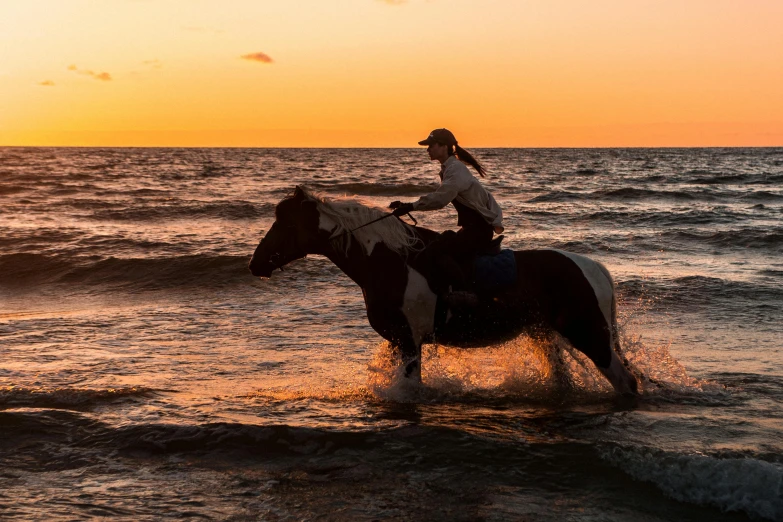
389, 128, 504, 299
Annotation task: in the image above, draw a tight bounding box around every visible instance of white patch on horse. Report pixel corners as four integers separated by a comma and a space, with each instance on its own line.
552, 250, 614, 341
359, 235, 382, 255
318, 212, 337, 232
401, 266, 437, 347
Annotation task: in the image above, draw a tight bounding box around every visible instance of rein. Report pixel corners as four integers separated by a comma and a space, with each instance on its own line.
327, 212, 417, 242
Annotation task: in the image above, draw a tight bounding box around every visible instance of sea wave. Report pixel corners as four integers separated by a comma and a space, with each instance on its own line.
99, 422, 372, 456
740, 190, 783, 202
543, 238, 620, 254
712, 372, 783, 401
0, 409, 371, 457
687, 172, 783, 185
527, 187, 712, 203
0, 386, 152, 411
0, 228, 85, 251
582, 208, 746, 227
0, 252, 251, 289
573, 168, 602, 176
600, 187, 703, 201
528, 185, 783, 205
0, 185, 27, 196
686, 172, 751, 184
89, 201, 273, 221
526, 190, 584, 203
617, 275, 783, 312
307, 181, 438, 197
1, 195, 273, 221
601, 445, 783, 521
661, 228, 783, 249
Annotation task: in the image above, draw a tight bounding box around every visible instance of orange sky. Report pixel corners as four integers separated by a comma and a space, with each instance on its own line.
1, 0, 782, 147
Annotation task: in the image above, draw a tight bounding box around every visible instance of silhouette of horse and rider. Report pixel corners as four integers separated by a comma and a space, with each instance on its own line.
249, 129, 639, 396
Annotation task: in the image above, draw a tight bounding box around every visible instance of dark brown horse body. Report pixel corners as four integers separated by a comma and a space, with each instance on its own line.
249, 187, 638, 395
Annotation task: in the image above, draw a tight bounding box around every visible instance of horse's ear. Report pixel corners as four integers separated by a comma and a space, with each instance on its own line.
293, 186, 306, 200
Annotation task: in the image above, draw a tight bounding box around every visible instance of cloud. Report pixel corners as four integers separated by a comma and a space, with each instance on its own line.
67, 64, 112, 81
143, 59, 162, 69
38, 80, 55, 87
240, 52, 274, 64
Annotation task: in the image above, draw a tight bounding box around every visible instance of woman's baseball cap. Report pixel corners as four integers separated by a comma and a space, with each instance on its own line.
418, 128, 457, 146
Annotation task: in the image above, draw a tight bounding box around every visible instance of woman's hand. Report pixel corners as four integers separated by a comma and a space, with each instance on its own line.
391, 203, 414, 217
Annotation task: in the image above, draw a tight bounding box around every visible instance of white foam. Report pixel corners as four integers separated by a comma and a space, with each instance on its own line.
602, 446, 783, 521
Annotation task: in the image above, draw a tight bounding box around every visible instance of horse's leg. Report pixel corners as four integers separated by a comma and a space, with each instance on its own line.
366, 303, 423, 383
381, 323, 422, 382
365, 267, 434, 383
556, 294, 638, 396
598, 339, 638, 397
543, 254, 638, 396
392, 337, 422, 382
398, 266, 436, 382
556, 316, 636, 396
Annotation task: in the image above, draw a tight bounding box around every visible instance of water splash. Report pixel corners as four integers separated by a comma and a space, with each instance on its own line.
616, 292, 728, 402
366, 320, 724, 405
365, 335, 610, 404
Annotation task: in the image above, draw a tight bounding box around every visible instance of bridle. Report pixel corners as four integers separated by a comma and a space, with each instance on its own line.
265, 224, 299, 272
268, 252, 288, 271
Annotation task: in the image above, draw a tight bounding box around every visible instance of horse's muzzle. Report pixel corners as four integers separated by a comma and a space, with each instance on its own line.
248, 262, 274, 278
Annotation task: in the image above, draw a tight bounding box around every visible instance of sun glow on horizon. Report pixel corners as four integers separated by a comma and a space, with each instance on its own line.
1, 0, 782, 147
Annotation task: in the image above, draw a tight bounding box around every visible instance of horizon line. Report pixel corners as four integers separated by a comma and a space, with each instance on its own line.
2, 144, 782, 149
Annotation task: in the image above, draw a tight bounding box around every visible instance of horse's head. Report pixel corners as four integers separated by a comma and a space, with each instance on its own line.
249, 186, 321, 278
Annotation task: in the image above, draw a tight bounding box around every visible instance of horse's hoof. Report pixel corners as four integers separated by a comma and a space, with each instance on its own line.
403, 358, 421, 382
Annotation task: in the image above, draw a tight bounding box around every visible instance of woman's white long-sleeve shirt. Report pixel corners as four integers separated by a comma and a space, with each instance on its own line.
412, 156, 504, 233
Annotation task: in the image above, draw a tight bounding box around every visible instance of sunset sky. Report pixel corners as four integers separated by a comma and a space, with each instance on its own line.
1, 0, 782, 147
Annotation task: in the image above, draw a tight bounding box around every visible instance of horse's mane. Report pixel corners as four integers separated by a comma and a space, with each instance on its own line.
301, 188, 423, 255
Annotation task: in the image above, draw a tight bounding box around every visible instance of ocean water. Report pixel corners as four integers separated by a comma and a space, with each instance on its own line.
1, 147, 781, 521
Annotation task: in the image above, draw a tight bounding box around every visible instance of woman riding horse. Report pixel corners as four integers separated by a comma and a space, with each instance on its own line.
389, 129, 504, 304
249, 187, 640, 396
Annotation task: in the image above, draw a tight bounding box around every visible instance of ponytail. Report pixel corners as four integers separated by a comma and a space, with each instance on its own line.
448, 144, 487, 177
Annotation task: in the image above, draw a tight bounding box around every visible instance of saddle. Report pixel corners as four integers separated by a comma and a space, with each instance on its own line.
434, 236, 516, 326
454, 235, 517, 293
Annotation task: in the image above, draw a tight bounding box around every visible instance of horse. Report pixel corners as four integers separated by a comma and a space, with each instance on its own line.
249, 186, 639, 396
